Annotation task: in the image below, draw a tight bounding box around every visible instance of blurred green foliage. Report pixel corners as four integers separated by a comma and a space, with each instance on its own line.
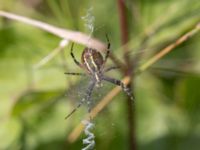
0, 0, 200, 150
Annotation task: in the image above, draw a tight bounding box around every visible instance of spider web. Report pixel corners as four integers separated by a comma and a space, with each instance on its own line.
65, 75, 114, 112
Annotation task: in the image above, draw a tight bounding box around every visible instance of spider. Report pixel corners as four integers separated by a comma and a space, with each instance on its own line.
65, 35, 134, 119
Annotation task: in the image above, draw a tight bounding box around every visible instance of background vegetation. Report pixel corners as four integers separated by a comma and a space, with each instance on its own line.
0, 0, 200, 150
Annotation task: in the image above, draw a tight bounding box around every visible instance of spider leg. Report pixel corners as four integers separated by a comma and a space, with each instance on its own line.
65, 80, 96, 119
64, 72, 86, 76
70, 43, 82, 68
102, 76, 134, 100
104, 66, 119, 72
103, 34, 111, 64
84, 80, 96, 112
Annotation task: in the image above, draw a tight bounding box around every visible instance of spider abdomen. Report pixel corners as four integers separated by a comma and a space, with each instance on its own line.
81, 48, 104, 73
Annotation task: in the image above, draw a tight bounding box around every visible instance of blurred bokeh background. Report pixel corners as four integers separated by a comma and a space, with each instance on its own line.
0, 0, 200, 150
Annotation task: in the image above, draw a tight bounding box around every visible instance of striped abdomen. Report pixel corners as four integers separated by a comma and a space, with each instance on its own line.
81, 48, 104, 73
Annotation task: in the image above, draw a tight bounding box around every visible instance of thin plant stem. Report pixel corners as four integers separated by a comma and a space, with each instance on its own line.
138, 22, 200, 73
117, 0, 136, 150
0, 11, 105, 50
34, 39, 69, 69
